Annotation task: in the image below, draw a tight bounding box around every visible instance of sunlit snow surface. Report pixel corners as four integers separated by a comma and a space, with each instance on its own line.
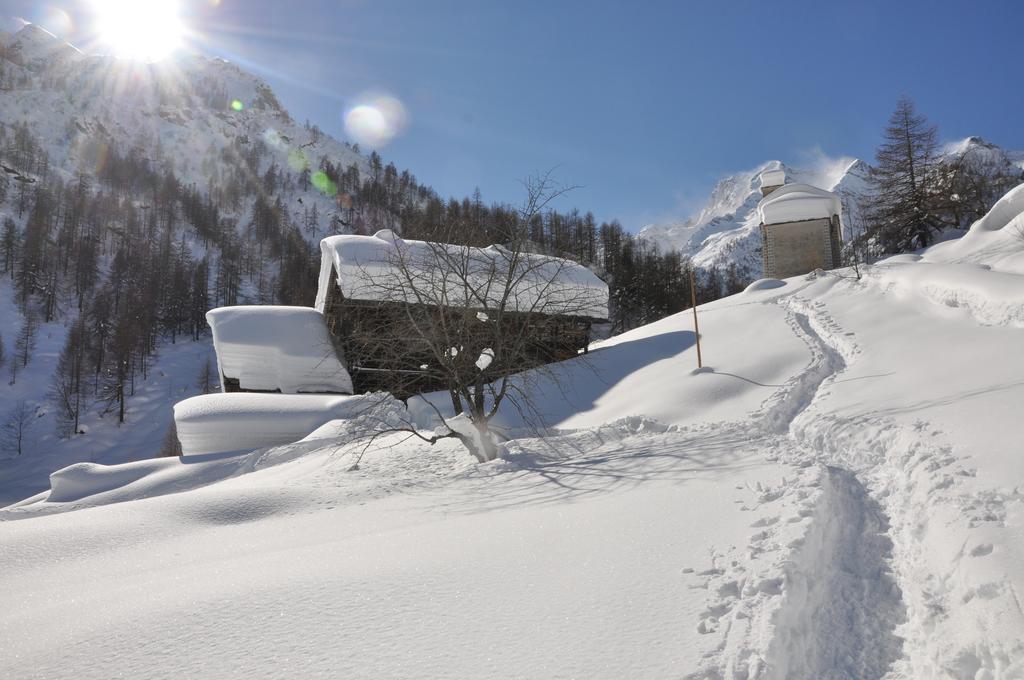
3, 185, 1024, 678
0, 27, 1023, 672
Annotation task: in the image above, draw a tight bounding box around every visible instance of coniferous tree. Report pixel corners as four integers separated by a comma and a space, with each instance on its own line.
1, 217, 18, 276
2, 400, 34, 457
14, 311, 36, 369
867, 97, 941, 252
52, 317, 89, 437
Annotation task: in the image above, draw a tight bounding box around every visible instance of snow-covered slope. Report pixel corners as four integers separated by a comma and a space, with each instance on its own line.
640, 139, 1023, 281
0, 24, 379, 498
0, 25, 368, 230
0, 274, 216, 506
4, 187, 1024, 678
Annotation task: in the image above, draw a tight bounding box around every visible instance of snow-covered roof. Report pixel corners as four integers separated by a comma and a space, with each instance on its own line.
757, 183, 842, 225
315, 230, 609, 320
759, 169, 786, 188
206, 306, 353, 394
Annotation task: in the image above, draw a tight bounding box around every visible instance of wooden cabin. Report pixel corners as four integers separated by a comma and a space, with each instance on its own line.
314, 230, 609, 398
757, 173, 843, 279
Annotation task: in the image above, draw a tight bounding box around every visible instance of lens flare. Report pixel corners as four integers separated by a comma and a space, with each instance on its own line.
91, 0, 184, 62
343, 93, 408, 148
312, 171, 338, 197
231, 99, 244, 111
35, 6, 73, 36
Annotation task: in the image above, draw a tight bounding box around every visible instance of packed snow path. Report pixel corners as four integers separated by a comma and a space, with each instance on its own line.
762, 299, 905, 680
4, 251, 1024, 677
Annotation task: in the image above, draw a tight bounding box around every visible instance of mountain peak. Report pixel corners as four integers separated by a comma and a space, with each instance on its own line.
3, 22, 82, 70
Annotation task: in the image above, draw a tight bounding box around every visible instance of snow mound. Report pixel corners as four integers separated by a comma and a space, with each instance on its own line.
969, 183, 1024, 233
174, 393, 377, 456
744, 278, 787, 292
48, 461, 173, 503
316, 233, 609, 320
879, 254, 923, 264
206, 306, 352, 394
923, 182, 1024, 275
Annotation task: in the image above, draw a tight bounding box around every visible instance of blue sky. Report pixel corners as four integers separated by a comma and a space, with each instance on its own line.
7, 0, 1024, 230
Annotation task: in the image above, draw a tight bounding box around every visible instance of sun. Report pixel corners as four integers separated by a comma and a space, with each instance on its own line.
91, 0, 185, 62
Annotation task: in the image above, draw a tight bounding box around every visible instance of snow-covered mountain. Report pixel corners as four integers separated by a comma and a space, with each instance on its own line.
639, 139, 1024, 280
0, 24, 369, 231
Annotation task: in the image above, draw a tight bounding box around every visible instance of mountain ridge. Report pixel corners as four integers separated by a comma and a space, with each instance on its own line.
638, 139, 1024, 280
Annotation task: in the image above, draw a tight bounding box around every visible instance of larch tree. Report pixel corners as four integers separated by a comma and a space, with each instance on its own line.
14, 311, 36, 369
867, 97, 941, 252
2, 400, 34, 458
52, 316, 90, 437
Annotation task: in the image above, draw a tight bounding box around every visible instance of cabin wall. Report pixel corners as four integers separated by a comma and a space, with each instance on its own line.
761, 217, 840, 279
323, 276, 592, 399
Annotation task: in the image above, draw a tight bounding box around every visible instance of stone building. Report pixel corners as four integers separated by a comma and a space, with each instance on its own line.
757, 172, 843, 279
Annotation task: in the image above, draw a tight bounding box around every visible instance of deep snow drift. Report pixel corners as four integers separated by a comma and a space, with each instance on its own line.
3, 190, 1024, 678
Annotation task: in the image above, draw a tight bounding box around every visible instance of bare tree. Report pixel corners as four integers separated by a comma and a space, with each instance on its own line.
2, 400, 35, 458
336, 172, 604, 463
842, 199, 872, 280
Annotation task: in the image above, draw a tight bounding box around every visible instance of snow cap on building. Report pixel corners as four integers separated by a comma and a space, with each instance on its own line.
759, 169, 787, 196
315, 230, 609, 320
206, 306, 353, 394
757, 183, 843, 226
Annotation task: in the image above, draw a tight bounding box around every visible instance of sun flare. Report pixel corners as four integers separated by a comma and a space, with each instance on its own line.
91, 0, 184, 62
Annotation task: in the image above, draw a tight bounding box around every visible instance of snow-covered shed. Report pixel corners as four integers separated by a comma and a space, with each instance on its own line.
757, 177, 843, 279
206, 306, 353, 394
315, 230, 609, 396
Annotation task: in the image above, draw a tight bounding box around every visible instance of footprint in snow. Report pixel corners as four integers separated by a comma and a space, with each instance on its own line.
969, 543, 993, 557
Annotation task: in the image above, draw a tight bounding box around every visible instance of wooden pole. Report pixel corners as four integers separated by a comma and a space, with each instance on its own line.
689, 268, 702, 369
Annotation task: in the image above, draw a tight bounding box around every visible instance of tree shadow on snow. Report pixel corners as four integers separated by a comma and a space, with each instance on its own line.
507, 330, 697, 428
432, 424, 768, 514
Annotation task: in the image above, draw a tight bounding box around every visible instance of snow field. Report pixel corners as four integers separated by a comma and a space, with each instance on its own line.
781, 274, 1024, 677
5, 188, 1024, 677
